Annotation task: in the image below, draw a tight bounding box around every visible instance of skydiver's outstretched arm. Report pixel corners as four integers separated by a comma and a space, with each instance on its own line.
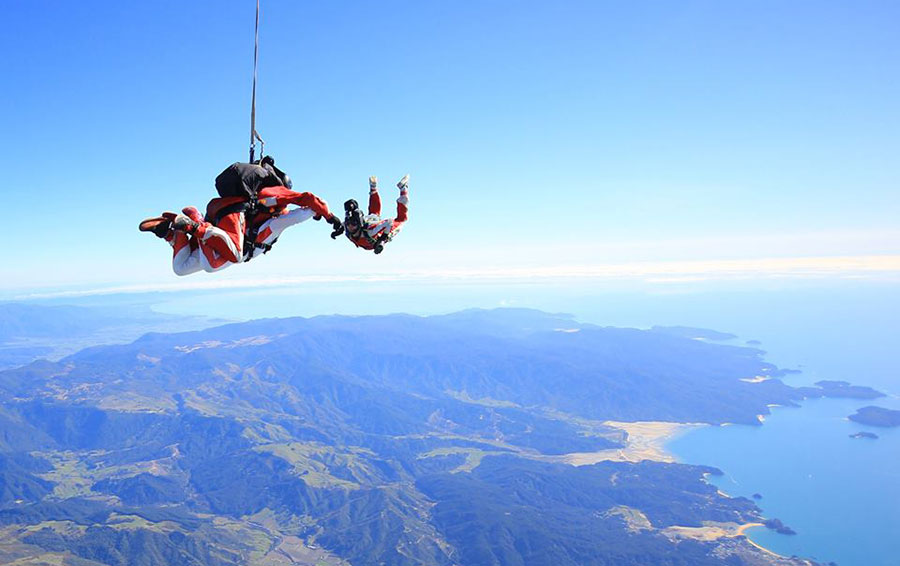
257, 186, 343, 238
257, 186, 333, 219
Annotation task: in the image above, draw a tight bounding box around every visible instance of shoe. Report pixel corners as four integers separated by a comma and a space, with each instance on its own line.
172, 214, 199, 234
139, 216, 173, 239
397, 174, 409, 191
181, 206, 203, 223
369, 176, 378, 190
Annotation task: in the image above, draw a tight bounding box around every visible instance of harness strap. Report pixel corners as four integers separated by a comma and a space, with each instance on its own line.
243, 218, 262, 262
204, 197, 278, 263
241, 200, 281, 262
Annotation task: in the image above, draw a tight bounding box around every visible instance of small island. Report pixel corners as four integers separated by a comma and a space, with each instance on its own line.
798, 380, 885, 400
849, 431, 879, 440
763, 518, 796, 535
752, 493, 763, 500
848, 406, 900, 428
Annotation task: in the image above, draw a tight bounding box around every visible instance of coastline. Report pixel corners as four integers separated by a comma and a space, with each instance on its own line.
546, 412, 829, 565
554, 419, 803, 562
736, 522, 764, 536
741, 525, 789, 557
662, 420, 807, 564
671, 394, 900, 566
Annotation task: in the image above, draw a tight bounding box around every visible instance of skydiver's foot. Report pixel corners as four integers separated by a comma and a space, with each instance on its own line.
397, 174, 409, 191
181, 206, 203, 223
369, 176, 378, 191
139, 215, 173, 239
172, 214, 200, 235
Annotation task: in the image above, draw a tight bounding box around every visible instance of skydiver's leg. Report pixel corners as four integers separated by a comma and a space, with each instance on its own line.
189, 213, 244, 271
248, 207, 317, 259
395, 175, 409, 224
169, 231, 203, 276
377, 176, 409, 242
197, 226, 242, 272
368, 176, 381, 215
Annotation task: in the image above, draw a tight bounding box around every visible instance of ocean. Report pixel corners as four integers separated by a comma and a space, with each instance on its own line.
642, 284, 900, 566
669, 396, 900, 566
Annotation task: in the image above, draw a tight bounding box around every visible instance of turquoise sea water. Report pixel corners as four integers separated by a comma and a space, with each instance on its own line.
668, 397, 900, 566
650, 284, 900, 566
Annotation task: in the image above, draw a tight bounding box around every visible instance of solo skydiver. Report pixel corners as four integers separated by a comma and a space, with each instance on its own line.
343, 174, 409, 254
139, 157, 344, 275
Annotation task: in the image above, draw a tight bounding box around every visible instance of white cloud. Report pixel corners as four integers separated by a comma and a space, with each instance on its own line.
12, 254, 900, 300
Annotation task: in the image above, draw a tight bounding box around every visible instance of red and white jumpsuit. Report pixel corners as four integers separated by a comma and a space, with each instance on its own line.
167, 186, 332, 276
346, 185, 409, 250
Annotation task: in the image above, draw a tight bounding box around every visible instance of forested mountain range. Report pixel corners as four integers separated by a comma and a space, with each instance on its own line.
0, 307, 865, 565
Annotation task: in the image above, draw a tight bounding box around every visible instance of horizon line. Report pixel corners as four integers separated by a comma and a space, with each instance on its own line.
7, 254, 900, 301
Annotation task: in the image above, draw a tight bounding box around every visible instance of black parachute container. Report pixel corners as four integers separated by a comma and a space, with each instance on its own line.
214, 159, 292, 200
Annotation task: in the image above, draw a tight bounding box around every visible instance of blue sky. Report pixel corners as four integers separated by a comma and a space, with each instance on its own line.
2, 0, 898, 295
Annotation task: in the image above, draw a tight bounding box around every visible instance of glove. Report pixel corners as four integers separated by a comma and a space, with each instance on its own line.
328, 215, 344, 239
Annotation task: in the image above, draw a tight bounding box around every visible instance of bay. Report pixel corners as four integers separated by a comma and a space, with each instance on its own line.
668, 396, 900, 566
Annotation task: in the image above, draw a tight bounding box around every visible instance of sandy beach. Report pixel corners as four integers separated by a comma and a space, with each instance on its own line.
662, 520, 764, 542
555, 420, 706, 465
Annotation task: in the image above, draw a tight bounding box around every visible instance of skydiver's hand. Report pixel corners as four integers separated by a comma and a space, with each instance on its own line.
328, 215, 344, 239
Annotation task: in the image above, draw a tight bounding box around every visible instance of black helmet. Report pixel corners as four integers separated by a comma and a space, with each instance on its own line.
343, 200, 365, 238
